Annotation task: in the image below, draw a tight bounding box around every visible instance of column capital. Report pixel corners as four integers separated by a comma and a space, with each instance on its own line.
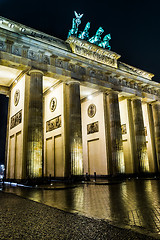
150, 100, 160, 106
67, 79, 80, 85
29, 69, 44, 76
132, 97, 142, 103
105, 90, 120, 95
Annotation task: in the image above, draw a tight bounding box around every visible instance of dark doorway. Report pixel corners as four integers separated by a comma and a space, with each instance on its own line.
0, 94, 9, 165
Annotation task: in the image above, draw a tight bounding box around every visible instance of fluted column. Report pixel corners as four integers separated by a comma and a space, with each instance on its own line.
26, 70, 43, 178
108, 92, 125, 174
64, 81, 83, 178
132, 99, 149, 173
152, 103, 160, 171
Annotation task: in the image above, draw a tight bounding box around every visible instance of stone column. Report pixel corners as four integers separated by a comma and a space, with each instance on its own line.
132, 99, 149, 173
64, 81, 83, 178
147, 103, 158, 173
26, 70, 43, 178
108, 92, 125, 175
152, 103, 160, 171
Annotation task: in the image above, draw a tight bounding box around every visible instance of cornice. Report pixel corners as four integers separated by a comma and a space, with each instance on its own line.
118, 62, 154, 81
0, 16, 70, 52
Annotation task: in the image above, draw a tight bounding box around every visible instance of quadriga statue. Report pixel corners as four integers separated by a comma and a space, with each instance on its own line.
67, 12, 112, 51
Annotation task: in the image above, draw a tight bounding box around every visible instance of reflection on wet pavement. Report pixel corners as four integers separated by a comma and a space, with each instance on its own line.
4, 180, 160, 236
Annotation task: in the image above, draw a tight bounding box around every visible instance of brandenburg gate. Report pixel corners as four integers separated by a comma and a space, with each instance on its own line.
0, 15, 160, 181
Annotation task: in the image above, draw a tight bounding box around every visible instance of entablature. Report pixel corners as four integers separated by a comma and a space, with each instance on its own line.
0, 48, 160, 102
118, 62, 154, 81
0, 85, 9, 95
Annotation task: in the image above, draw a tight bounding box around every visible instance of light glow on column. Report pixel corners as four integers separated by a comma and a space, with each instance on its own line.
71, 138, 83, 176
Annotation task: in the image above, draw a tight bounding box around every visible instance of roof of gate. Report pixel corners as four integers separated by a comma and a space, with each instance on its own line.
0, 16, 71, 52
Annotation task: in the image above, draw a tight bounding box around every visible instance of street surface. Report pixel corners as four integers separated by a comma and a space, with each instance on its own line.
2, 179, 160, 238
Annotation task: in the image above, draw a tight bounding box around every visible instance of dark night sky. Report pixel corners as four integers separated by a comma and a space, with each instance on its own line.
0, 0, 160, 164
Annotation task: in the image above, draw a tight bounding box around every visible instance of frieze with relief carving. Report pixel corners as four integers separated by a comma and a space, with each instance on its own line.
56, 59, 64, 68
46, 115, 61, 132
78, 66, 86, 75
12, 46, 21, 56
97, 70, 104, 80
0, 39, 50, 64
0, 36, 158, 97
0, 38, 156, 93
89, 69, 97, 78
68, 62, 76, 72
28, 50, 38, 61
10, 110, 22, 129
43, 55, 50, 64
0, 41, 6, 51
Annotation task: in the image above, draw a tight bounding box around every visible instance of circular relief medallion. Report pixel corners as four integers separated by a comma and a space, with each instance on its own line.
88, 104, 96, 118
50, 97, 57, 112
14, 89, 20, 106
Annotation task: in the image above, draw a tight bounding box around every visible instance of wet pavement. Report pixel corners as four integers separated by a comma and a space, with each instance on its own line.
0, 191, 156, 240
2, 179, 160, 238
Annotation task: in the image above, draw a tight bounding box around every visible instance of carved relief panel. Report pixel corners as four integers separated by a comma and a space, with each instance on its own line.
87, 121, 99, 134
50, 97, 57, 112
14, 89, 20, 106
10, 110, 22, 129
46, 115, 61, 132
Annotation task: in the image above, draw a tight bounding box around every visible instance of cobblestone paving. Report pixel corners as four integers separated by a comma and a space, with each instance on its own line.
0, 191, 158, 239
3, 179, 160, 238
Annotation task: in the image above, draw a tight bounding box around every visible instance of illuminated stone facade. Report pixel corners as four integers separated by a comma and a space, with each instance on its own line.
0, 16, 160, 180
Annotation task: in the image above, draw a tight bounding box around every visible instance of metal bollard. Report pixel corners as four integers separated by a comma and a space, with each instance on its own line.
86, 172, 90, 181
49, 174, 51, 183
2, 177, 4, 190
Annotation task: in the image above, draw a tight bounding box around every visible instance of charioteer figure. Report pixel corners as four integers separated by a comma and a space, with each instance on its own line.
68, 11, 83, 38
